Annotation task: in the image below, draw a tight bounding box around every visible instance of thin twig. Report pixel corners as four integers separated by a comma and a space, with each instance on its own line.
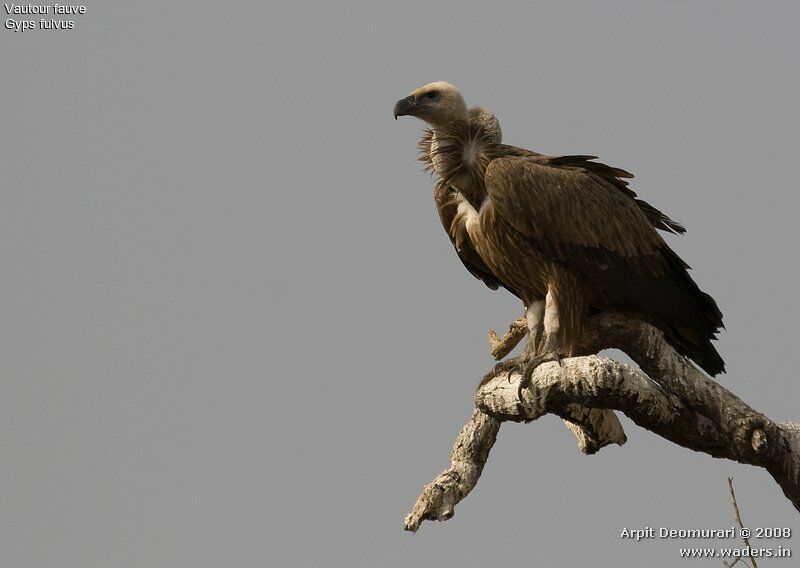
728, 477, 757, 568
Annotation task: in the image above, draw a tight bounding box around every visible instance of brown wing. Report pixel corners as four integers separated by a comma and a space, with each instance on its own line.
483, 155, 725, 375
484, 156, 666, 260
546, 154, 686, 235
494, 148, 686, 235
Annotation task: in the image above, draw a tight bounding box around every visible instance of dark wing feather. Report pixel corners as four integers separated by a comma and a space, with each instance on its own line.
484, 155, 724, 375
550, 154, 686, 235
501, 151, 686, 235
484, 156, 665, 258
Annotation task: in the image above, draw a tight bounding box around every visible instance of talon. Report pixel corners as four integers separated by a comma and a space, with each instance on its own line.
490, 360, 514, 383
521, 364, 535, 386
479, 359, 518, 389
481, 349, 562, 398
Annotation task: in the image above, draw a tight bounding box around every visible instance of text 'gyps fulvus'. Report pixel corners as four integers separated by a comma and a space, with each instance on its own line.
393, 81, 724, 388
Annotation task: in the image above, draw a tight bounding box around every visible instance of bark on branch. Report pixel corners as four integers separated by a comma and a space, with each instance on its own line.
404, 313, 800, 532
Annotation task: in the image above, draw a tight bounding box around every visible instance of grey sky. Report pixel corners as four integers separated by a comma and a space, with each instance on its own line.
2, 1, 799, 566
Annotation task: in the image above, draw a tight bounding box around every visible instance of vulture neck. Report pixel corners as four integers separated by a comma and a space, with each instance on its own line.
428, 120, 494, 211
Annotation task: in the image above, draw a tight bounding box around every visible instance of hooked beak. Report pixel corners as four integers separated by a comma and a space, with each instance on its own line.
393, 95, 416, 119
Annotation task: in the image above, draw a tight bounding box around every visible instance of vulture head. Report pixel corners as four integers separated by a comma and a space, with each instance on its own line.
393, 81, 468, 126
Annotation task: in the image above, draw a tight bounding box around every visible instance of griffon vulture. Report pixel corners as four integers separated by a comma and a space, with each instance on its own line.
393, 81, 724, 384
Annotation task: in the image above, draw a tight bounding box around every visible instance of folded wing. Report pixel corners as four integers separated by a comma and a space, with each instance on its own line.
484, 155, 725, 375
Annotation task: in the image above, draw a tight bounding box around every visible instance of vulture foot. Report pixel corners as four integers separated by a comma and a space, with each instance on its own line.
483, 350, 563, 405
514, 350, 563, 403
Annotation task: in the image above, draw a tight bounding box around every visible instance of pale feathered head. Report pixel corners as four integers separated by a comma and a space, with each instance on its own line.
393, 81, 468, 126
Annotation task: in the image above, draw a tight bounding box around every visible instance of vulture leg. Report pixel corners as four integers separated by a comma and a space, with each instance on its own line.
514, 293, 565, 402
490, 300, 544, 377
486, 299, 562, 402
524, 299, 546, 354
539, 291, 563, 358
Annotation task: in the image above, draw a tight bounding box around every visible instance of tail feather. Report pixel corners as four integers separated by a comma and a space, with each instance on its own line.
575, 243, 725, 376
657, 248, 725, 375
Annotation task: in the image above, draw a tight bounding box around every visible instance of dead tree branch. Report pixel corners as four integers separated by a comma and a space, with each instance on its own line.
404, 313, 800, 532
487, 317, 527, 360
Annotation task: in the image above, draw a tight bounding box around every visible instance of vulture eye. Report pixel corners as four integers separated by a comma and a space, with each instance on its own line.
426, 91, 439, 100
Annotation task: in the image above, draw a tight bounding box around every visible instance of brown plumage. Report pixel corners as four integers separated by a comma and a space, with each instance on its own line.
394, 82, 724, 376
